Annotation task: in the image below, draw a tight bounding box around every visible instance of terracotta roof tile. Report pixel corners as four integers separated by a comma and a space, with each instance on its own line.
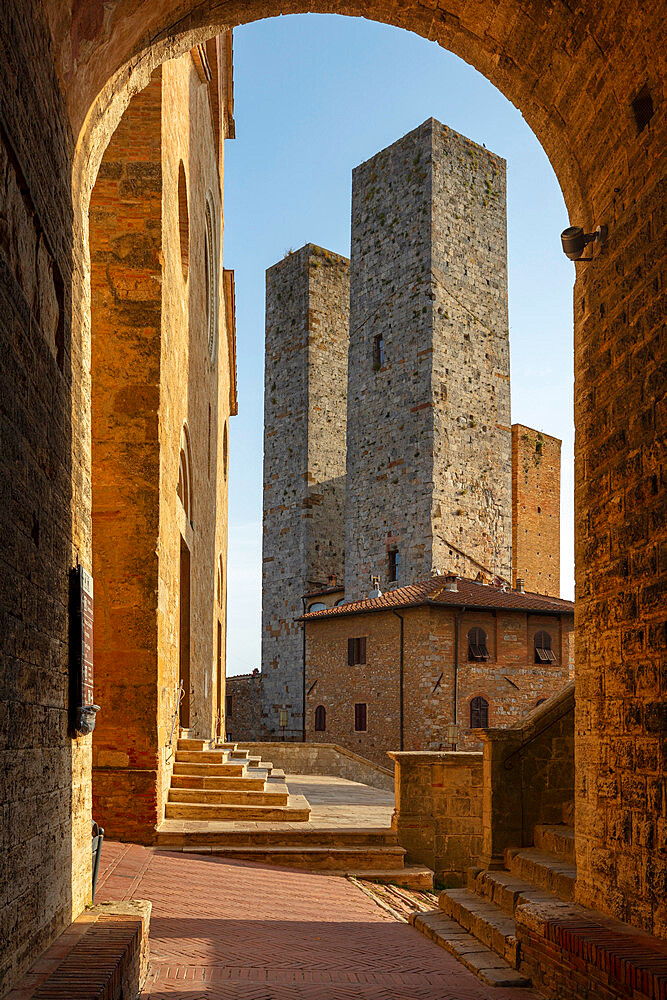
300, 575, 574, 620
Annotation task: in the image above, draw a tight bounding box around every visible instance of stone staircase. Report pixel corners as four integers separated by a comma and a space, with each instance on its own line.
157, 739, 432, 889
411, 822, 576, 988
164, 738, 311, 822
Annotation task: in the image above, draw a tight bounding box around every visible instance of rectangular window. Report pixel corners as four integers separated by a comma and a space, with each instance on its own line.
373, 334, 384, 369
388, 549, 399, 582
348, 636, 367, 665
225, 694, 232, 716
354, 703, 367, 732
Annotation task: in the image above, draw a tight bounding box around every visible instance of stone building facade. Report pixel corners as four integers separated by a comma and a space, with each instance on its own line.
512, 424, 561, 596
89, 40, 236, 842
302, 575, 574, 768
261, 245, 349, 739
259, 121, 557, 737
346, 119, 512, 600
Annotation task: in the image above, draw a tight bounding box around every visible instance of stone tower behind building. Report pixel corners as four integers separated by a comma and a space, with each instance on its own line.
512, 424, 561, 596
261, 244, 349, 737
345, 118, 512, 600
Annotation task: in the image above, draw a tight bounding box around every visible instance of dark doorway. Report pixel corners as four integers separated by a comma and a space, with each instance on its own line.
179, 536, 191, 728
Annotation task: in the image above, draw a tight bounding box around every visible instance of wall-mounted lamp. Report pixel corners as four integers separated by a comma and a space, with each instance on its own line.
560, 224, 607, 262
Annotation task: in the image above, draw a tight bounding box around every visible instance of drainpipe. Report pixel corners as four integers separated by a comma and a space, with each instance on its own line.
392, 610, 405, 750
453, 606, 466, 736
301, 596, 307, 743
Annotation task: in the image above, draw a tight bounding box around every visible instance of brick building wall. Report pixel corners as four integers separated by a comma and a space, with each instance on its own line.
512, 424, 561, 596
89, 46, 233, 842
345, 119, 512, 600
261, 245, 349, 738
225, 672, 264, 741
304, 588, 574, 768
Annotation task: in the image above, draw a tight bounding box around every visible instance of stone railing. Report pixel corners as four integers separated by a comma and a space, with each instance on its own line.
237, 741, 395, 791
477, 680, 574, 869
387, 750, 483, 887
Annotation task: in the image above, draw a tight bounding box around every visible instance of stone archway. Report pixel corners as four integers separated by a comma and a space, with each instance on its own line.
60, 0, 662, 937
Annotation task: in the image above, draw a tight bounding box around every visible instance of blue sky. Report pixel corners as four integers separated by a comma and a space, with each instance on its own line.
223, 14, 575, 677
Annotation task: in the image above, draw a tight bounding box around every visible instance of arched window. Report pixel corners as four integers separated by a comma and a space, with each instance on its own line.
177, 162, 189, 279
177, 424, 192, 521
216, 554, 224, 606
204, 193, 218, 362
308, 602, 327, 612
314, 705, 326, 732
534, 630, 556, 663
223, 422, 228, 480
470, 696, 489, 728
334, 598, 346, 607
468, 627, 489, 661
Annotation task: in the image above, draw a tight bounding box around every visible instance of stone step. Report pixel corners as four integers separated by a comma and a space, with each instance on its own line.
410, 911, 531, 989
170, 774, 267, 791
173, 762, 247, 777
267, 767, 285, 780
156, 825, 398, 848
176, 738, 209, 750
469, 867, 559, 917
177, 844, 407, 871
168, 787, 288, 807
533, 824, 575, 863
164, 794, 311, 823
506, 847, 576, 902
175, 750, 235, 764
350, 865, 434, 890
439, 887, 520, 966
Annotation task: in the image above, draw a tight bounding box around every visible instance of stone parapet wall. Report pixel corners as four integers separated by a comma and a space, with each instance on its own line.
389, 750, 483, 886
237, 741, 394, 792
479, 681, 574, 868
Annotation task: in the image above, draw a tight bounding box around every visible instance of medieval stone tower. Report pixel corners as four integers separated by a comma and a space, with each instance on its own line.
345, 118, 512, 600
261, 244, 349, 737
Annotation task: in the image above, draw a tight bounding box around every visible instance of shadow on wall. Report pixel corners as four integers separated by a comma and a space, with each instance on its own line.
0, 2, 88, 991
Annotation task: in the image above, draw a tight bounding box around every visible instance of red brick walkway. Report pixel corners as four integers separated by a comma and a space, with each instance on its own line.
97, 842, 541, 999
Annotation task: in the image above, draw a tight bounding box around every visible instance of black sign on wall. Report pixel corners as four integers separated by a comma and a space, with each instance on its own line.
69, 565, 100, 737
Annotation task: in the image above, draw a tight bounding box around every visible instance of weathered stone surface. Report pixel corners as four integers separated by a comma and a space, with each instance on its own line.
512, 425, 561, 597
261, 245, 349, 738
346, 119, 512, 599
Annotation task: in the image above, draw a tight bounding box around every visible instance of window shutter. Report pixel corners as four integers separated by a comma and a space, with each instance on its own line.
359, 637, 366, 664
348, 637, 354, 665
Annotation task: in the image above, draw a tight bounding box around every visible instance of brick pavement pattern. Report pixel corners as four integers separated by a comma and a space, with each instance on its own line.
97, 842, 541, 999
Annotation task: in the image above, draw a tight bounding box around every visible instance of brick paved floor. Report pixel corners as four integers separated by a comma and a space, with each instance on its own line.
97, 842, 542, 999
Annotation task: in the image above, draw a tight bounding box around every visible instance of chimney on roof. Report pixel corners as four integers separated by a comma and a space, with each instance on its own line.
369, 575, 382, 599
516, 578, 525, 593
328, 573, 337, 588
444, 573, 458, 592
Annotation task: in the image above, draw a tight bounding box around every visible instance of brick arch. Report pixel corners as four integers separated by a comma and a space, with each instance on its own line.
56, 0, 665, 944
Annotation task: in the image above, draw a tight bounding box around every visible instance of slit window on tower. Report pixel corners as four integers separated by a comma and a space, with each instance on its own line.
225, 695, 232, 716
348, 636, 366, 665
470, 696, 489, 728
388, 549, 399, 582
373, 334, 385, 369
467, 627, 489, 661
354, 703, 367, 732
314, 705, 326, 732
534, 630, 556, 664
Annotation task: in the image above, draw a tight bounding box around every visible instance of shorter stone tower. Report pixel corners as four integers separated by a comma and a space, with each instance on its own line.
261, 244, 349, 737
512, 424, 561, 596
345, 118, 512, 601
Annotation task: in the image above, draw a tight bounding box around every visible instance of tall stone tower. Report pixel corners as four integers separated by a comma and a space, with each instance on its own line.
261, 244, 349, 737
512, 424, 561, 596
345, 118, 512, 600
